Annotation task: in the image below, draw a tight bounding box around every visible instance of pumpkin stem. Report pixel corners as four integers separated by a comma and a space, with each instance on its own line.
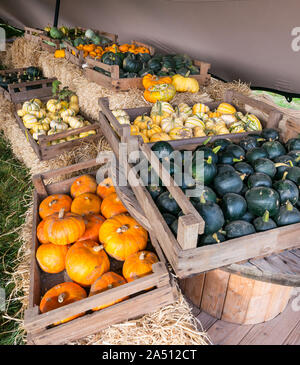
282, 171, 288, 181
200, 194, 206, 204
139, 252, 146, 260
212, 233, 220, 243
233, 158, 242, 163
203, 136, 212, 145
93, 245, 104, 252
58, 208, 65, 219
206, 156, 212, 164
239, 173, 247, 181
212, 145, 221, 154
57, 292, 66, 303
274, 163, 289, 168
117, 225, 129, 233
286, 201, 293, 211
107, 284, 113, 289
262, 210, 270, 223
49, 199, 58, 207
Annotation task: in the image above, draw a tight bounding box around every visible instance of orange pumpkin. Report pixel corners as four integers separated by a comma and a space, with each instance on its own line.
96, 177, 116, 199
36, 243, 69, 273
43, 209, 86, 245
65, 240, 110, 287
39, 194, 72, 219
123, 251, 159, 282
89, 272, 128, 311
142, 74, 172, 90
70, 175, 97, 198
40, 282, 87, 325
78, 214, 105, 242
100, 192, 127, 219
99, 214, 148, 261
36, 219, 50, 244
71, 193, 102, 216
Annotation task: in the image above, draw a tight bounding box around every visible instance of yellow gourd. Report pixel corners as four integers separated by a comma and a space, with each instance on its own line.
169, 126, 193, 140
172, 73, 199, 93
192, 103, 210, 114
216, 103, 236, 115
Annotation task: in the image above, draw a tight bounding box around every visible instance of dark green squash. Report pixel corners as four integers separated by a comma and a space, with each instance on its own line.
225, 144, 246, 160
217, 164, 235, 175
101, 51, 123, 67
274, 201, 300, 226
287, 150, 300, 166
123, 53, 143, 73
195, 200, 225, 235
240, 210, 255, 223
218, 151, 242, 165
151, 141, 174, 160
146, 185, 166, 200
192, 156, 217, 185
286, 138, 300, 152
273, 179, 299, 205
191, 186, 217, 204
239, 136, 259, 151
224, 220, 256, 239
261, 128, 279, 142
253, 158, 276, 178
247, 172, 272, 188
285, 166, 300, 184
212, 138, 232, 152
156, 191, 181, 215
245, 187, 280, 217
213, 170, 244, 196
253, 210, 277, 232
262, 141, 286, 159
198, 232, 225, 246
193, 145, 220, 164
147, 58, 162, 73
234, 162, 254, 177
162, 213, 177, 226
273, 155, 295, 179
246, 147, 268, 164
221, 193, 247, 221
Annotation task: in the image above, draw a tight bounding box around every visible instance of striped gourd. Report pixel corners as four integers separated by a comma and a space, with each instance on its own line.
229, 122, 246, 133
17, 109, 26, 117
22, 100, 40, 113
169, 126, 193, 140
23, 114, 38, 129
42, 117, 51, 125
30, 109, 47, 119
177, 103, 193, 119
60, 108, 75, 120
32, 129, 47, 140
245, 114, 262, 131
31, 122, 49, 133
192, 103, 210, 114
79, 130, 96, 138
205, 119, 215, 131
216, 103, 236, 115
67, 117, 85, 129
193, 126, 207, 137
213, 124, 230, 135
50, 120, 68, 131
161, 115, 183, 133
220, 114, 237, 126
184, 116, 205, 129
46, 99, 62, 113
150, 101, 175, 120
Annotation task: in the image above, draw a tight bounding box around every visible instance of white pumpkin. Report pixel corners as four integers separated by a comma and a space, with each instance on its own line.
23, 114, 38, 129
30, 109, 47, 119
220, 114, 238, 126
150, 101, 175, 117
161, 115, 184, 133
60, 108, 76, 120
17, 109, 26, 117
46, 99, 62, 113
22, 100, 40, 113
32, 129, 47, 140
67, 117, 85, 129
177, 103, 193, 119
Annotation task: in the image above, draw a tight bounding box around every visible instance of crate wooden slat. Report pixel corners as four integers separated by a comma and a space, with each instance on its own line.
84, 41, 210, 91
25, 159, 177, 345
98, 90, 284, 157
9, 78, 103, 160
24, 26, 60, 52
0, 67, 46, 101
98, 92, 300, 278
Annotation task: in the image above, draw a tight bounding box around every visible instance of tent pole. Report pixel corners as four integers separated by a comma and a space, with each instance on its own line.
53, 0, 61, 27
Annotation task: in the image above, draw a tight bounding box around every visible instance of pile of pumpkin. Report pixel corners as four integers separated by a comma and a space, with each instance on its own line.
17, 93, 96, 145
145, 132, 300, 245
36, 175, 159, 324
0, 67, 44, 91
92, 50, 201, 79
112, 99, 262, 143
77, 42, 150, 60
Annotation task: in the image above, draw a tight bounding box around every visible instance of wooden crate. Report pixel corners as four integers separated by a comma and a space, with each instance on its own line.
63, 30, 118, 67
24, 26, 60, 52
98, 90, 284, 155
98, 92, 300, 278
84, 41, 210, 91
0, 67, 46, 101
25, 159, 177, 345
9, 78, 102, 161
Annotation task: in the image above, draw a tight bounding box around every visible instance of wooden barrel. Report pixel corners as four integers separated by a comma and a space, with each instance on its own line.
180, 269, 293, 325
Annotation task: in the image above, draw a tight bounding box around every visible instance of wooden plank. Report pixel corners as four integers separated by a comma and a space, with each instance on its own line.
196, 311, 218, 332
29, 285, 175, 345
200, 270, 230, 319
181, 273, 205, 307
238, 303, 300, 345
207, 320, 254, 345
283, 319, 300, 345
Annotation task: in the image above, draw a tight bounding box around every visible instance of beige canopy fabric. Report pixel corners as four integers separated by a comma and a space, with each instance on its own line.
1, 0, 299, 93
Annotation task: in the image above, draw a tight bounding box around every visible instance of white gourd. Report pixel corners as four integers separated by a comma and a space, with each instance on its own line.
150, 101, 175, 117
32, 129, 47, 140
17, 109, 26, 117
67, 117, 85, 129
184, 116, 206, 129
177, 103, 193, 119
220, 114, 237, 126
161, 115, 183, 133
22, 100, 40, 113
112, 110, 129, 118
30, 109, 47, 119
60, 108, 75, 120
50, 120, 68, 131
23, 114, 38, 128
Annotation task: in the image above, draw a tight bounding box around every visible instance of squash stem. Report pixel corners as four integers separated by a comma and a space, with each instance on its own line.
57, 292, 66, 303
262, 210, 270, 223
212, 145, 221, 154
286, 200, 293, 211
